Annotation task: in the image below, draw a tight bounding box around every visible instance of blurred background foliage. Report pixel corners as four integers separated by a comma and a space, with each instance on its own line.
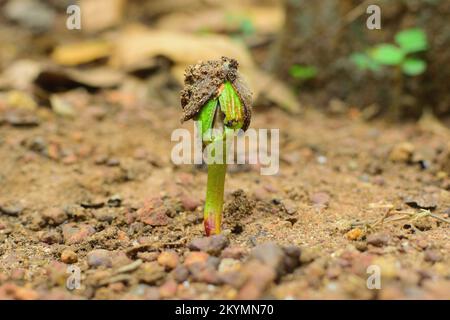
270, 0, 450, 119
0, 0, 449, 121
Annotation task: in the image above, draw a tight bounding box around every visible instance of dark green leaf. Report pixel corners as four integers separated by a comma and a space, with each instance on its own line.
402, 58, 426, 76
370, 44, 404, 66
289, 65, 318, 80
351, 53, 370, 69
350, 53, 381, 72
395, 28, 427, 53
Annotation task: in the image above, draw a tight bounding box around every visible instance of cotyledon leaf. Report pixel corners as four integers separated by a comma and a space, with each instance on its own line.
195, 98, 218, 142
218, 81, 244, 130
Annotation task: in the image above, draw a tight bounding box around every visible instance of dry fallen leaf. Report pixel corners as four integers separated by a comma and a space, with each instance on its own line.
110, 25, 255, 70
419, 110, 450, 139
51, 41, 112, 66
0, 59, 41, 90
250, 69, 301, 114
35, 67, 123, 91
5, 90, 38, 111
50, 94, 75, 117
155, 7, 284, 34
80, 0, 126, 32
64, 68, 125, 88
111, 25, 300, 113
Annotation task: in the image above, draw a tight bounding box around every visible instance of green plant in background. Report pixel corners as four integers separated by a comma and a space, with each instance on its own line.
239, 18, 255, 37
351, 28, 428, 76
350, 28, 428, 118
289, 64, 318, 80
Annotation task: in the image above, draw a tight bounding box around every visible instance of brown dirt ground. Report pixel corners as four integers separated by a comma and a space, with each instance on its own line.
0, 96, 449, 299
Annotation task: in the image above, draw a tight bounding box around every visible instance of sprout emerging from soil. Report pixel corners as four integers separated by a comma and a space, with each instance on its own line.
181, 57, 252, 236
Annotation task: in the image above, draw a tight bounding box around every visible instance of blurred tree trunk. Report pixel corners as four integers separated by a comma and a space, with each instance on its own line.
270, 0, 450, 118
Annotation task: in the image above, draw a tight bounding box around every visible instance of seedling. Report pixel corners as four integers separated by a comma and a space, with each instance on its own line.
350, 28, 428, 119
180, 57, 252, 236
289, 64, 318, 81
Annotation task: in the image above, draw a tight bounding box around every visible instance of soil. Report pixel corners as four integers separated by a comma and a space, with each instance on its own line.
1, 94, 449, 299
0, 0, 449, 300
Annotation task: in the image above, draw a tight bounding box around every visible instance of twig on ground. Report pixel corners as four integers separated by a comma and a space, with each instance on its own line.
351, 208, 450, 231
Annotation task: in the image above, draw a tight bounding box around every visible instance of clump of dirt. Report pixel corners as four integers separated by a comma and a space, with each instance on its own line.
180, 56, 252, 130
223, 189, 255, 233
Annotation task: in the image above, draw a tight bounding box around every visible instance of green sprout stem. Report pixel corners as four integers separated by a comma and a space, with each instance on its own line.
204, 161, 227, 236
203, 128, 231, 236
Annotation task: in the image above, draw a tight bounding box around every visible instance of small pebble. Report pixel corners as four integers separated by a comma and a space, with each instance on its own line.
106, 158, 120, 167
137, 198, 171, 226
317, 156, 327, 164
159, 280, 178, 298
310, 192, 330, 208
0, 202, 24, 216
184, 252, 209, 267
367, 232, 390, 247
172, 265, 189, 283
136, 262, 166, 285
38, 230, 62, 244
237, 260, 276, 299
218, 258, 241, 274
345, 228, 363, 241
404, 194, 438, 210
137, 251, 159, 262
107, 195, 122, 207
62, 223, 95, 244
157, 251, 179, 270
87, 249, 112, 268
300, 246, 320, 264
61, 249, 78, 264
282, 199, 297, 215
250, 242, 285, 275
416, 239, 429, 250
188, 235, 230, 256
180, 194, 200, 211
221, 246, 246, 260
424, 249, 442, 263
354, 241, 368, 252
389, 142, 414, 162
93, 208, 115, 223
41, 207, 68, 225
